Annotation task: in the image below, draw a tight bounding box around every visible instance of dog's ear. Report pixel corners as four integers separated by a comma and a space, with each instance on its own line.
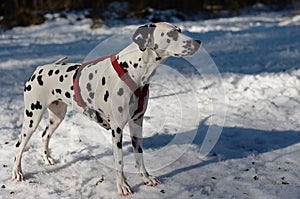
132, 24, 156, 51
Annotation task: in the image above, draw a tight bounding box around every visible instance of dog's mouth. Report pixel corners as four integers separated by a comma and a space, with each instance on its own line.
195, 38, 201, 45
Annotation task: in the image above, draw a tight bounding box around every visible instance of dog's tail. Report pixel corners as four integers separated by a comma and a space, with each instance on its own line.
54, 57, 68, 65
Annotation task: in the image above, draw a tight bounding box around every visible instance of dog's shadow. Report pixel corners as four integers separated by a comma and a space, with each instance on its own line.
128, 120, 300, 192
24, 119, 300, 188
140, 122, 300, 180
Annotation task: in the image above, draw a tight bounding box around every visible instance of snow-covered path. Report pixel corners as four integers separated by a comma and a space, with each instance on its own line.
1, 11, 300, 198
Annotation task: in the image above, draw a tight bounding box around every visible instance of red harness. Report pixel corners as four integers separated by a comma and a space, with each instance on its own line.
73, 54, 149, 118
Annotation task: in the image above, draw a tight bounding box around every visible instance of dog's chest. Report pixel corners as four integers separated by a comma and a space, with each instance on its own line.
77, 59, 144, 126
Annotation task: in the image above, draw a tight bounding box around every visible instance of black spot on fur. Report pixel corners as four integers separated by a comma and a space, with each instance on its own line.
85, 108, 94, 119
95, 111, 103, 123
86, 83, 92, 91
29, 120, 33, 128
89, 92, 94, 99
139, 58, 142, 61
16, 141, 20, 147
24, 84, 31, 92
132, 24, 156, 51
119, 61, 129, 73
64, 74, 68, 78
112, 130, 115, 137
103, 123, 110, 129
55, 69, 60, 75
87, 98, 92, 104
26, 109, 33, 117
167, 30, 179, 41
161, 32, 164, 37
102, 77, 105, 85
116, 127, 121, 134
37, 75, 43, 86
44, 151, 47, 154
118, 106, 123, 112
59, 75, 64, 82
156, 57, 162, 61
89, 73, 93, 80
31, 101, 42, 110
133, 63, 138, 68
48, 70, 53, 76
42, 126, 48, 137
65, 92, 71, 98
55, 89, 62, 94
38, 69, 43, 74
66, 65, 79, 72
70, 86, 73, 90
51, 90, 55, 95
30, 74, 36, 81
104, 90, 109, 102
117, 88, 124, 96
23, 134, 26, 137
167, 39, 170, 43
138, 146, 143, 153
50, 120, 54, 125
117, 142, 122, 149
132, 139, 137, 148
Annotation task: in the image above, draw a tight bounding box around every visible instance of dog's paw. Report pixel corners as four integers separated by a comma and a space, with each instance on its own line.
12, 168, 24, 181
142, 175, 161, 187
117, 181, 133, 196
43, 156, 56, 165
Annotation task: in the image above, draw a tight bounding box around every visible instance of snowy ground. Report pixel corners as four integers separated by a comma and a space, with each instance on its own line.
1, 10, 300, 199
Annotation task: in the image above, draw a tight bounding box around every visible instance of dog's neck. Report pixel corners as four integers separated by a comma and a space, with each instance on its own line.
117, 43, 167, 87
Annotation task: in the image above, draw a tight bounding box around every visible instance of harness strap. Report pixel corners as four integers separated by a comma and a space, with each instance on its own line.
73, 54, 149, 119
110, 54, 149, 119
132, 84, 149, 119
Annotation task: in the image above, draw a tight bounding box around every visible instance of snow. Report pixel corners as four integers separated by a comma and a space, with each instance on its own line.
1, 10, 300, 198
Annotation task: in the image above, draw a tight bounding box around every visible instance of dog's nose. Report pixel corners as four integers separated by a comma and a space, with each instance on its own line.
195, 40, 201, 44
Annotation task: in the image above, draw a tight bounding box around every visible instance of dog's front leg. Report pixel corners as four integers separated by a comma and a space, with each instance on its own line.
129, 118, 160, 186
111, 128, 133, 196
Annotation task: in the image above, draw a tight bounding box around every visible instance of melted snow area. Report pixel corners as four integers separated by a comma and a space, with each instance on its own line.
1, 11, 300, 199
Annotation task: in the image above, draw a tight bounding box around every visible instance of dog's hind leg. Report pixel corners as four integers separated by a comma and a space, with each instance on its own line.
129, 118, 160, 186
12, 99, 47, 181
42, 100, 67, 165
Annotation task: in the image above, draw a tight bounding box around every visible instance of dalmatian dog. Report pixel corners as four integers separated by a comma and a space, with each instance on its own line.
12, 22, 200, 196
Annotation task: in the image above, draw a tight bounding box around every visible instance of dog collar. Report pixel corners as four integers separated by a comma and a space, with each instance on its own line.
73, 54, 149, 118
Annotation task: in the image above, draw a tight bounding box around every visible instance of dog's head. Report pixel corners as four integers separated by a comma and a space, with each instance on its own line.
132, 22, 200, 58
